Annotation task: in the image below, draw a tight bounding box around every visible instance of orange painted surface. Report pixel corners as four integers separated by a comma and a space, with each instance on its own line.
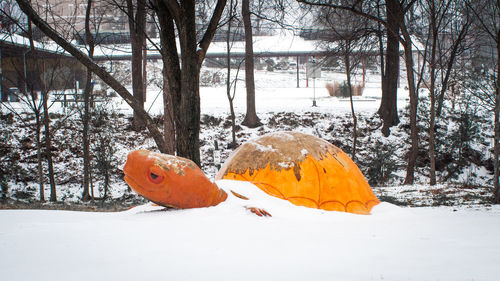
221, 150, 379, 215
124, 132, 379, 215
123, 150, 227, 209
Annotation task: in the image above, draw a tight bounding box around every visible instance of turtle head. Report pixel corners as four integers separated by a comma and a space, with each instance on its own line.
123, 150, 227, 209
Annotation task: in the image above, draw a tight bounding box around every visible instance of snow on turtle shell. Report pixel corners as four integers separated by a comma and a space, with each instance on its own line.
215, 131, 380, 214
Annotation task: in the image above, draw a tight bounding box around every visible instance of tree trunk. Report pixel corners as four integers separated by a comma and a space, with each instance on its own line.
378, 0, 400, 137
162, 68, 176, 154
175, 63, 201, 165
428, 5, 437, 186
226, 0, 237, 148
82, 0, 94, 202
402, 36, 419, 185
376, 0, 385, 80
344, 41, 357, 160
241, 0, 261, 128
155, 0, 178, 155
173, 0, 226, 166
127, 0, 147, 130
42, 86, 56, 202
429, 74, 437, 185
131, 41, 145, 129
26, 16, 45, 202
35, 111, 44, 202
175, 1, 201, 165
494, 16, 500, 204
82, 63, 92, 201
103, 173, 109, 200
31, 24, 56, 201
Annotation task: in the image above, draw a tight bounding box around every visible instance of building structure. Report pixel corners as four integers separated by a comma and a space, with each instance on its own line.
0, 33, 85, 101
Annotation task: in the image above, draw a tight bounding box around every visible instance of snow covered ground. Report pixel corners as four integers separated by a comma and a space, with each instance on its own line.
110, 67, 410, 116
1, 181, 499, 281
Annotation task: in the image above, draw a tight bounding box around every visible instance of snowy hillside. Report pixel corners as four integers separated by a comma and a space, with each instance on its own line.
1, 66, 495, 206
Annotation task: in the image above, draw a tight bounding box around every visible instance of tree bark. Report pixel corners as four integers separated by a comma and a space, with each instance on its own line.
377, 0, 400, 137
161, 68, 176, 154
157, 0, 227, 165
174, 1, 201, 165
226, 0, 237, 148
82, 0, 94, 201
428, 2, 437, 186
35, 111, 45, 202
344, 40, 357, 160
41, 76, 56, 202
401, 31, 419, 185
494, 15, 500, 204
155, 0, 177, 155
241, 0, 261, 128
27, 15, 57, 201
26, 17, 45, 202
126, 0, 147, 130
376, 0, 385, 79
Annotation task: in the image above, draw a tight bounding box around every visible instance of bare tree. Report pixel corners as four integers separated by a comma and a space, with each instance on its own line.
126, 0, 147, 130
153, 0, 176, 155
379, 0, 401, 137
314, 2, 376, 160
298, 0, 402, 137
16, 0, 169, 153
297, 0, 423, 184
465, 0, 500, 203
425, 0, 439, 185
241, 0, 262, 128
225, 0, 239, 148
435, 5, 471, 117
150, 0, 227, 165
24, 15, 58, 201
0, 5, 46, 201
81, 0, 95, 201
412, 0, 471, 185
0, 4, 77, 201
0, 48, 47, 201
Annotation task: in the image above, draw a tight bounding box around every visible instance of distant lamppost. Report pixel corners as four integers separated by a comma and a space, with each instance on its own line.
307, 59, 321, 107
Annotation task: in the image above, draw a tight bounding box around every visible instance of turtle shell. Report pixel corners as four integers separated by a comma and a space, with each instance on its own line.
215, 131, 379, 214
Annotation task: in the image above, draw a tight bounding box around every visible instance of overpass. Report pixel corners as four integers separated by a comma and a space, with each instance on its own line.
92, 34, 381, 61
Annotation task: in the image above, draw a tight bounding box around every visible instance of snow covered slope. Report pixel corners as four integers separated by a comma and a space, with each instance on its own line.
0, 180, 498, 281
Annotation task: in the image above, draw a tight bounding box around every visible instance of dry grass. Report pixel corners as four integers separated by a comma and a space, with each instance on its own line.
325, 81, 364, 97
325, 81, 340, 96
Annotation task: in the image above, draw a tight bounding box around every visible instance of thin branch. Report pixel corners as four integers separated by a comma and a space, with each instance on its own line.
297, 0, 387, 27
161, 0, 181, 29
198, 0, 227, 65
465, 0, 498, 43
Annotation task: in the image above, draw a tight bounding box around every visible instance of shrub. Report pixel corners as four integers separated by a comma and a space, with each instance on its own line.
325, 82, 340, 97
200, 70, 225, 86
0, 132, 23, 198
326, 81, 364, 97
359, 139, 401, 186
90, 106, 117, 200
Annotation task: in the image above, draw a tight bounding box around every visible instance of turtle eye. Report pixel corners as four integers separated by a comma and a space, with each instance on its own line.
148, 167, 165, 184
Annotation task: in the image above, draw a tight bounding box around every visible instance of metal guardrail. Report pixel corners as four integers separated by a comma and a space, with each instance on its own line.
51, 92, 106, 108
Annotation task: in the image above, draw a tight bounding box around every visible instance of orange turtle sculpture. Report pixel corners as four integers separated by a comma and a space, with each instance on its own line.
123, 150, 227, 209
123, 131, 379, 215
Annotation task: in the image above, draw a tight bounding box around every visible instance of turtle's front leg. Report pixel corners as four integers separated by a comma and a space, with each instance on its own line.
245, 206, 272, 217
